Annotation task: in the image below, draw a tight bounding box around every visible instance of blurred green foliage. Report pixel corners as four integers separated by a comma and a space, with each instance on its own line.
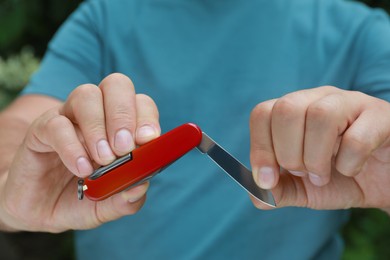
0, 0, 82, 111
0, 0, 82, 57
343, 209, 390, 259
0, 0, 389, 260
0, 47, 39, 109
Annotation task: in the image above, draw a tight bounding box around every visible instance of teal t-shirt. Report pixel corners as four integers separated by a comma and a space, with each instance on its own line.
23, 0, 390, 259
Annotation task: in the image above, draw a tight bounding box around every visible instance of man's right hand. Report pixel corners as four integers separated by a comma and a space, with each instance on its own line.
0, 73, 160, 232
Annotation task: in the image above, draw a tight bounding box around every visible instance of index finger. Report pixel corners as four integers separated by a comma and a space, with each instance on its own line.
250, 99, 280, 190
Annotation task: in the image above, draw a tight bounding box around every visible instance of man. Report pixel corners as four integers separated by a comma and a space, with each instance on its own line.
0, 0, 389, 259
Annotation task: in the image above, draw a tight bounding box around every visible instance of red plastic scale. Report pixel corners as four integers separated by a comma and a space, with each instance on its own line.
81, 123, 202, 201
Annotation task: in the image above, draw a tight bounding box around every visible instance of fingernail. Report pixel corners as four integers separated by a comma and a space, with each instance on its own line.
76, 157, 93, 177
114, 129, 135, 153
97, 139, 115, 162
256, 167, 275, 189
137, 125, 157, 139
308, 172, 324, 186
289, 170, 305, 177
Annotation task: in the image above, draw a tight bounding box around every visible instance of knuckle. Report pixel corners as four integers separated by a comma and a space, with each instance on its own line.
273, 98, 295, 116
250, 101, 273, 124
272, 95, 305, 121
251, 143, 273, 157
343, 131, 373, 155
110, 108, 136, 128
83, 120, 106, 139
61, 141, 82, 160
70, 84, 100, 101
112, 103, 133, 118
307, 99, 338, 121
318, 85, 338, 92
136, 94, 158, 115
68, 84, 101, 110
45, 114, 70, 132
26, 109, 60, 148
350, 90, 366, 99
100, 73, 134, 91
134, 94, 160, 128
45, 115, 83, 153
137, 93, 154, 104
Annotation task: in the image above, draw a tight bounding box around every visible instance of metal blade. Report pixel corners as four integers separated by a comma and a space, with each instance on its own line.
197, 132, 276, 207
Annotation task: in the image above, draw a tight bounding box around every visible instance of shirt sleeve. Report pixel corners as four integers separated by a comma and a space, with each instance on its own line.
352, 8, 390, 102
22, 0, 105, 101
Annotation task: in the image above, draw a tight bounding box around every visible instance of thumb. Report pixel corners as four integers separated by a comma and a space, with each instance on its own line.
250, 168, 309, 209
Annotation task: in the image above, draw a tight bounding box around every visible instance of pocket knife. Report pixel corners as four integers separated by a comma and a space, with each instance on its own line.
77, 123, 276, 207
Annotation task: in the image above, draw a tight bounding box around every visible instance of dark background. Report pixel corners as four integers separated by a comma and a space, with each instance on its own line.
0, 0, 390, 259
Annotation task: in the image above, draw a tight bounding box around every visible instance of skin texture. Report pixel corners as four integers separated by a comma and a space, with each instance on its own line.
250, 86, 390, 212
0, 73, 160, 232
0, 78, 389, 232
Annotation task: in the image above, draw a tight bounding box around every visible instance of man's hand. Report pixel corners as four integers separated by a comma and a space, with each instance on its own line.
250, 86, 390, 212
0, 73, 160, 232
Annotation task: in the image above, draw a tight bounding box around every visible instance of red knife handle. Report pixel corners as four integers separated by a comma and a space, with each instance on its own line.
82, 123, 202, 201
